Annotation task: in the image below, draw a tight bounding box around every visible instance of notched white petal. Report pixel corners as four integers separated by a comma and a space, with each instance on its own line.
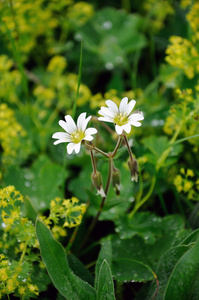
119, 97, 128, 114
105, 100, 118, 113
85, 127, 98, 136
74, 142, 81, 153
53, 139, 69, 145
126, 99, 136, 115
84, 135, 94, 141
115, 124, 123, 135
65, 115, 77, 132
67, 142, 76, 154
98, 116, 113, 123
77, 112, 87, 131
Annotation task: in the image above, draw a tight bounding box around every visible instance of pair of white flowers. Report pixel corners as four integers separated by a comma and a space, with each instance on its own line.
52, 97, 144, 154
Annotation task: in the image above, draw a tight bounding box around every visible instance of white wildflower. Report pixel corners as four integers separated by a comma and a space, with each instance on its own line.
52, 113, 97, 154
98, 97, 144, 135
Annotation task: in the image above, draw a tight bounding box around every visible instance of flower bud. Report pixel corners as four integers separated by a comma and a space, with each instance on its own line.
128, 158, 139, 182
91, 171, 106, 197
112, 166, 121, 195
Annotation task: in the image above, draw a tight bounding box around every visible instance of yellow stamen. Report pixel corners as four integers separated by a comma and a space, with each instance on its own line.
113, 113, 128, 126
70, 129, 85, 143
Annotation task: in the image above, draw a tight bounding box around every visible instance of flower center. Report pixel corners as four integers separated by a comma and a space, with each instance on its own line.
70, 129, 85, 143
113, 113, 128, 126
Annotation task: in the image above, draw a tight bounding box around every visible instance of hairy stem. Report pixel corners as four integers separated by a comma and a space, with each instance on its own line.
79, 158, 113, 250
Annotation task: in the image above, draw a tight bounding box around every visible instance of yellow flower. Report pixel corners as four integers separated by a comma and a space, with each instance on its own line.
187, 169, 194, 177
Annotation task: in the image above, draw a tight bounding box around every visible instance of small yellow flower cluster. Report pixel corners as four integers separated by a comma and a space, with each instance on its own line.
0, 103, 27, 164
90, 89, 141, 110
33, 56, 92, 111
0, 187, 35, 245
0, 0, 64, 60
180, 0, 192, 9
42, 197, 87, 240
0, 254, 39, 298
174, 168, 199, 200
186, 3, 199, 42
165, 36, 199, 79
0, 187, 41, 298
67, 2, 94, 26
0, 55, 21, 104
142, 0, 174, 32
164, 88, 198, 146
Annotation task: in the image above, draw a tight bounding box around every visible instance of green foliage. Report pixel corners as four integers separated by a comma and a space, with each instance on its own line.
36, 219, 96, 299
1, 0, 199, 298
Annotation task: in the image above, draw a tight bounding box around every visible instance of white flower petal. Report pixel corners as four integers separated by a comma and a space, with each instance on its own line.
98, 116, 113, 123
126, 99, 136, 115
128, 113, 144, 123
54, 139, 69, 145
59, 120, 68, 132
115, 125, 123, 135
64, 115, 77, 133
67, 142, 76, 154
77, 112, 86, 131
84, 135, 94, 141
74, 142, 81, 153
129, 121, 142, 127
105, 100, 118, 113
52, 132, 71, 141
123, 123, 131, 133
83, 115, 92, 131
77, 113, 92, 131
119, 97, 128, 114
98, 107, 115, 118
85, 128, 98, 136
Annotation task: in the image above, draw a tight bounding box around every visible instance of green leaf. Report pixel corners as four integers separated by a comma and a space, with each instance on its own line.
4, 155, 68, 211
68, 254, 94, 287
24, 196, 37, 222
112, 258, 154, 282
78, 8, 147, 69
111, 215, 189, 282
97, 260, 116, 300
172, 134, 199, 146
95, 240, 112, 289
135, 244, 193, 300
36, 219, 96, 300
115, 212, 162, 243
164, 239, 199, 300
142, 135, 183, 166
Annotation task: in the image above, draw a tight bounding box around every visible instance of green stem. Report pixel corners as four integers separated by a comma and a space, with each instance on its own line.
123, 134, 133, 162
84, 142, 110, 158
79, 158, 113, 250
66, 226, 79, 254
129, 175, 156, 218
111, 136, 122, 157
90, 150, 97, 173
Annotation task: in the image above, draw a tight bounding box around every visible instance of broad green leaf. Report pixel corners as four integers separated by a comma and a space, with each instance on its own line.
97, 260, 116, 300
36, 219, 96, 300
111, 215, 189, 282
68, 254, 94, 286
78, 8, 147, 69
95, 240, 112, 289
164, 239, 199, 300
115, 212, 162, 243
180, 228, 199, 245
142, 135, 183, 166
112, 258, 154, 282
4, 155, 68, 211
24, 197, 37, 222
135, 244, 193, 300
